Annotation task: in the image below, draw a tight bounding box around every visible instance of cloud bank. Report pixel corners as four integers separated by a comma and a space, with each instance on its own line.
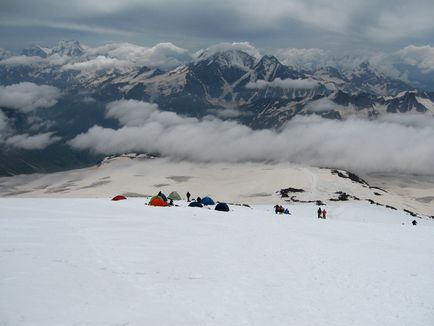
86, 42, 191, 69
5, 132, 61, 150
0, 82, 61, 113
396, 45, 434, 73
69, 100, 434, 174
246, 78, 319, 89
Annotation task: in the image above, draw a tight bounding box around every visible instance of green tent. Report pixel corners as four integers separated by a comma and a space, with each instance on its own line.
168, 191, 182, 201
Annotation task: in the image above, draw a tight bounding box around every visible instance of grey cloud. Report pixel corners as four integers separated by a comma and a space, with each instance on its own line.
2, 1, 434, 53
0, 82, 61, 113
0, 111, 9, 133
246, 78, 319, 90
69, 100, 434, 174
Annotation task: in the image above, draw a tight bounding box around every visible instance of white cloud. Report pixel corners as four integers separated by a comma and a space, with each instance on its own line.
5, 132, 61, 150
69, 100, 434, 174
0, 55, 45, 66
105, 100, 159, 126
62, 55, 131, 72
0, 82, 61, 113
194, 42, 261, 61
307, 98, 342, 112
396, 45, 434, 73
87, 42, 190, 69
207, 108, 249, 119
246, 78, 319, 89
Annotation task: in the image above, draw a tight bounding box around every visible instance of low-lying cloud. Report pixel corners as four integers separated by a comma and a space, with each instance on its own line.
5, 132, 61, 150
246, 78, 319, 90
69, 100, 434, 174
307, 98, 343, 112
62, 55, 131, 72
0, 82, 61, 113
85, 42, 191, 69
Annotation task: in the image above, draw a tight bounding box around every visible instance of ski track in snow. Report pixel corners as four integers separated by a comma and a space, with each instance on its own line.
0, 198, 433, 326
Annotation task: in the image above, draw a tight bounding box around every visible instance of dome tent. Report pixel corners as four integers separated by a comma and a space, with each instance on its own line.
158, 192, 168, 202
111, 195, 127, 201
215, 202, 230, 212
149, 196, 168, 207
188, 201, 203, 208
168, 191, 181, 201
201, 196, 215, 205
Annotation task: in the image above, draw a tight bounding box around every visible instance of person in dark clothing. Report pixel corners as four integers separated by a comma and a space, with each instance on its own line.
169, 199, 174, 206
322, 209, 327, 219
317, 207, 322, 218
412, 220, 417, 226
197, 197, 202, 203
274, 205, 279, 214
186, 192, 191, 202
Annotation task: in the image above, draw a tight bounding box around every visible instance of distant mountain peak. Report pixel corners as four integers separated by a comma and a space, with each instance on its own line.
50, 40, 84, 57
21, 45, 49, 58
195, 49, 257, 70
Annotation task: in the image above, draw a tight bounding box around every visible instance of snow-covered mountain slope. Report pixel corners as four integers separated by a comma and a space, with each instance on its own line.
1, 197, 433, 325
1, 157, 433, 217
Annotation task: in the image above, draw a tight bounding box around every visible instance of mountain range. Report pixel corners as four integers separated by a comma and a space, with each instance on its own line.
0, 40, 433, 175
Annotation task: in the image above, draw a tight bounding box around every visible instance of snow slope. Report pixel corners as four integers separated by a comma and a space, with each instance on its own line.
0, 198, 433, 326
1, 157, 433, 217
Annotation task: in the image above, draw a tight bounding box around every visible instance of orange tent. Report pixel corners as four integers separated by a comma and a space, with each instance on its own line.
149, 196, 168, 207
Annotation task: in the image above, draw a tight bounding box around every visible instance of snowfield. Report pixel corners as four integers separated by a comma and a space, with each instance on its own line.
1, 198, 433, 326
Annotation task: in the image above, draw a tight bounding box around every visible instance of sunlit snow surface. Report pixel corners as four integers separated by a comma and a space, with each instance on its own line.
1, 198, 433, 325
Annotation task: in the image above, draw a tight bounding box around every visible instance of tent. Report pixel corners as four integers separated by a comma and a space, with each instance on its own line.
201, 196, 215, 205
158, 192, 168, 201
215, 202, 230, 212
168, 191, 181, 201
111, 195, 127, 201
188, 201, 203, 208
149, 196, 168, 207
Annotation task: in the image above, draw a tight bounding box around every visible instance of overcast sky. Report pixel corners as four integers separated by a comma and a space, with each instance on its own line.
1, 0, 434, 53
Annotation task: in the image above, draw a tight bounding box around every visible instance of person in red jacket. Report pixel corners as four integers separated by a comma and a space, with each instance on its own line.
322, 209, 327, 219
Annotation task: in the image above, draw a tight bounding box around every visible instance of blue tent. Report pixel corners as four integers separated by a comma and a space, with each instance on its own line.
201, 196, 215, 205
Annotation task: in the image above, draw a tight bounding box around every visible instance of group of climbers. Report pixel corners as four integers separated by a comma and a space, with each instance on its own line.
274, 205, 290, 215
273, 204, 328, 219
317, 207, 327, 219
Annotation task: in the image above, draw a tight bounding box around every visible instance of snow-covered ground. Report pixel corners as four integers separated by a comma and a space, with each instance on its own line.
1, 156, 433, 217
0, 198, 433, 325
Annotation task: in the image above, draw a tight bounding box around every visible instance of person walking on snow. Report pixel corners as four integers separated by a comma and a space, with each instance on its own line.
317, 207, 322, 218
186, 192, 191, 202
322, 209, 327, 219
